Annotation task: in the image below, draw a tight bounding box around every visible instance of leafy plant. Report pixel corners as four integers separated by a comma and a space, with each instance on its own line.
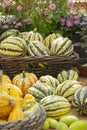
57, 11, 87, 39
77, 15, 87, 60
76, 16, 87, 43
0, 0, 69, 37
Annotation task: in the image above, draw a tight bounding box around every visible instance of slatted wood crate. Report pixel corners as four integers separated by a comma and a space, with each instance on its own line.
74, 0, 87, 11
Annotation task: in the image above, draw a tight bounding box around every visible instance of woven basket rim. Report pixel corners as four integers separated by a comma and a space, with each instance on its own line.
0, 52, 79, 61
0, 103, 46, 129
0, 51, 80, 78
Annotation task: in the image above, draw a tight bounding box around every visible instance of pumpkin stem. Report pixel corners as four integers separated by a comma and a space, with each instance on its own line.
22, 71, 26, 78
33, 28, 37, 33
0, 70, 3, 85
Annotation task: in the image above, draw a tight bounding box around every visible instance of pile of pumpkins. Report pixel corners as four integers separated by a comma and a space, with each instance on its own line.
0, 69, 87, 123
0, 28, 74, 58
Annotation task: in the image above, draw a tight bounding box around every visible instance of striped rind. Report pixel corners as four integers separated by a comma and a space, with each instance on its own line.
28, 82, 55, 102
39, 75, 59, 90
0, 36, 27, 56
50, 37, 73, 56
57, 69, 79, 83
56, 80, 82, 101
27, 41, 50, 56
72, 87, 87, 115
1, 29, 20, 39
40, 95, 71, 119
44, 33, 61, 49
25, 31, 43, 43
19, 32, 29, 42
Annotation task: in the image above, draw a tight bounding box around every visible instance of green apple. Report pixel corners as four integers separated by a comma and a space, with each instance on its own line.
59, 115, 79, 126
56, 122, 69, 130
69, 120, 87, 130
46, 118, 59, 129
42, 120, 49, 130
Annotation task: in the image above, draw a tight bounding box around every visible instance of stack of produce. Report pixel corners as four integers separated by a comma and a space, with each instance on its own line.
0, 29, 74, 57
42, 115, 87, 130
0, 71, 39, 122
0, 69, 87, 129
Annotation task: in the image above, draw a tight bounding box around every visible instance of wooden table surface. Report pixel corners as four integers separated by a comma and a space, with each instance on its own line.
49, 76, 87, 130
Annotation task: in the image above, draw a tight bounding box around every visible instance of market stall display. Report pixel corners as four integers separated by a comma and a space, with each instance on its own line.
0, 0, 87, 130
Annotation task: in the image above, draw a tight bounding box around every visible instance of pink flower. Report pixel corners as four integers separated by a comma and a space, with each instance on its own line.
17, 5, 23, 11
60, 18, 66, 23
2, 0, 8, 8
49, 3, 56, 10
44, 10, 48, 16
73, 14, 81, 20
13, 20, 16, 25
15, 22, 22, 28
16, 22, 22, 27
67, 0, 73, 9
23, 19, 33, 23
60, 18, 66, 26
2, 24, 8, 29
61, 22, 65, 26
66, 19, 73, 27
35, 7, 41, 12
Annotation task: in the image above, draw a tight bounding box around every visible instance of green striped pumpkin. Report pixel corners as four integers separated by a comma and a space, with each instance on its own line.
0, 36, 27, 56
56, 80, 82, 102
57, 69, 79, 83
44, 33, 62, 49
72, 87, 87, 115
28, 82, 55, 102
25, 28, 44, 43
39, 75, 59, 90
40, 95, 71, 119
27, 40, 50, 56
19, 32, 29, 42
50, 37, 74, 56
0, 29, 20, 39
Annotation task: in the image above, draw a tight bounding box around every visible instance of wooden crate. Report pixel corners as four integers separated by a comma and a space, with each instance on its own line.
74, 0, 87, 11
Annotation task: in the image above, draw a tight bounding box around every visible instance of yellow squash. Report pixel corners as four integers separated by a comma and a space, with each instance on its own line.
8, 99, 24, 121
0, 119, 6, 122
7, 84, 23, 98
0, 84, 23, 98
0, 70, 11, 85
2, 74, 11, 85
23, 94, 35, 103
0, 90, 15, 119
21, 94, 36, 108
0, 71, 12, 94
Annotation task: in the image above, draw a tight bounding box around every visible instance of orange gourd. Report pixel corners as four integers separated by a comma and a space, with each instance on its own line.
12, 71, 38, 96
8, 99, 24, 121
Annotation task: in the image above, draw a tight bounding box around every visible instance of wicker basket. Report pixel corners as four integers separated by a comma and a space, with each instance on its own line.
0, 52, 79, 79
0, 104, 46, 130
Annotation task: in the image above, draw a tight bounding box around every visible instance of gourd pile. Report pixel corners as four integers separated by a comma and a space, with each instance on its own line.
0, 69, 87, 125
0, 29, 74, 57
